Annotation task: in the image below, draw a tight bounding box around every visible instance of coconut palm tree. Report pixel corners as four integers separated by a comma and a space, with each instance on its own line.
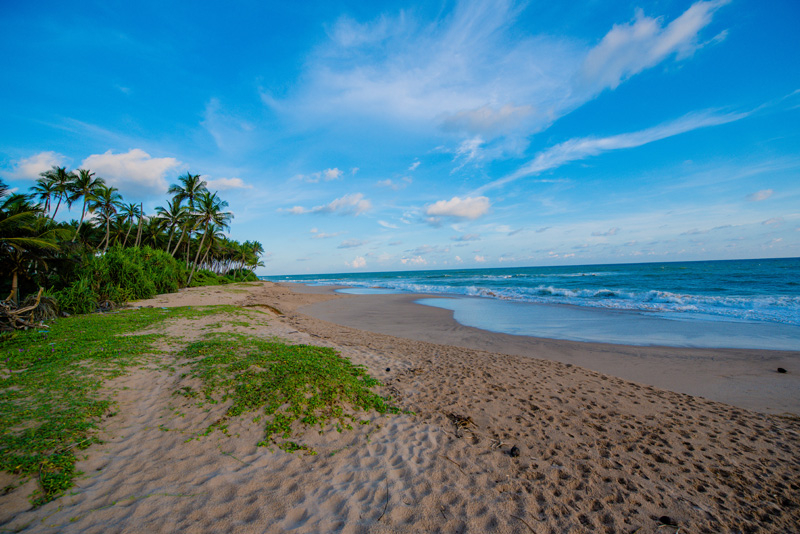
30, 178, 58, 216
186, 191, 232, 286
154, 198, 188, 253
88, 185, 123, 253
119, 202, 141, 247
167, 173, 207, 211
68, 169, 105, 242
39, 166, 75, 220
0, 184, 62, 304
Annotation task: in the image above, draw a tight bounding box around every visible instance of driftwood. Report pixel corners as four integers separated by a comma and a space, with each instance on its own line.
1, 287, 48, 330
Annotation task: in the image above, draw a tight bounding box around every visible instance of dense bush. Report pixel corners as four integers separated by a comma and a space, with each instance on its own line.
56, 246, 188, 313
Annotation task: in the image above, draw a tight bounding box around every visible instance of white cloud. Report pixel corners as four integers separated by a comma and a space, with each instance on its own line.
5, 151, 69, 180
581, 0, 729, 91
426, 196, 490, 220
401, 256, 427, 265
409, 160, 420, 171
477, 109, 747, 193
474, 255, 487, 263
378, 220, 398, 229
324, 168, 344, 180
205, 177, 251, 191
288, 192, 372, 216
81, 149, 182, 197
346, 256, 367, 268
746, 189, 773, 201
762, 217, 783, 226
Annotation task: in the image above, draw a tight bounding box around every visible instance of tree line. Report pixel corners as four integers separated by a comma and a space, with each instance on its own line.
1, 167, 264, 318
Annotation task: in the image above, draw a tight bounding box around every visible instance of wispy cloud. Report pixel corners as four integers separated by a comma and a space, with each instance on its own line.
338, 239, 367, 249
476, 109, 747, 193
310, 228, 343, 239
293, 168, 344, 183
287, 192, 372, 215
376, 177, 412, 190
746, 189, 773, 201
451, 233, 481, 242
581, 0, 730, 92
591, 227, 620, 237
271, 0, 728, 166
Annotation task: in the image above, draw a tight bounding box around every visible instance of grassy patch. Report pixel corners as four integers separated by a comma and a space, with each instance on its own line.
0, 306, 217, 506
180, 333, 398, 452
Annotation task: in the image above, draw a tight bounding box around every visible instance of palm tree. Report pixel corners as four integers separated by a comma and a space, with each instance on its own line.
0, 184, 62, 304
155, 198, 188, 253
39, 166, 75, 220
68, 169, 105, 242
167, 173, 207, 211
119, 202, 141, 247
30, 178, 58, 216
88, 185, 123, 253
167, 173, 207, 263
186, 191, 232, 286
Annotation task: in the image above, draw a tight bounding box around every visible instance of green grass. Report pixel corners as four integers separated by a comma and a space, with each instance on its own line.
0, 305, 397, 507
0, 306, 223, 506
179, 333, 398, 453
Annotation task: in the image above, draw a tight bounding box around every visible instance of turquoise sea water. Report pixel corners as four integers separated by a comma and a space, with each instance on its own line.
263, 258, 800, 349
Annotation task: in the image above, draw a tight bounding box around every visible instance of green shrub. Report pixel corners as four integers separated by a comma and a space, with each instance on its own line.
55, 246, 188, 313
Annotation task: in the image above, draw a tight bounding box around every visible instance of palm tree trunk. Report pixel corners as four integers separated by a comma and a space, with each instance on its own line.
134, 204, 143, 247
51, 194, 63, 221
186, 228, 209, 286
11, 271, 19, 306
103, 216, 111, 253
166, 226, 175, 253
171, 226, 187, 256
122, 219, 133, 247
72, 200, 88, 243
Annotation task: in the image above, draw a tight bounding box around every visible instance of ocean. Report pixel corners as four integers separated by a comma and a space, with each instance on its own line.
263, 258, 800, 349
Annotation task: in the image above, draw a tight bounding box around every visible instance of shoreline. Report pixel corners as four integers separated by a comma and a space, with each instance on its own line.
293, 284, 800, 415
3, 280, 799, 533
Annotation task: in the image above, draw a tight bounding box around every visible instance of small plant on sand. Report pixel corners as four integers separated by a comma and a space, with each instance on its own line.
181, 333, 398, 452
0, 306, 213, 505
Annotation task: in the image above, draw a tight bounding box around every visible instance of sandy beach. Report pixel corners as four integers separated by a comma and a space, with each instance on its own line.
2, 281, 798, 533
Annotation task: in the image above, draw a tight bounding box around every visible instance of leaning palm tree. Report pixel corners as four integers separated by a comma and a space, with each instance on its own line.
119, 202, 141, 247
167, 173, 207, 261
68, 169, 105, 242
30, 178, 58, 216
88, 185, 123, 253
186, 191, 232, 286
39, 166, 75, 220
154, 198, 188, 253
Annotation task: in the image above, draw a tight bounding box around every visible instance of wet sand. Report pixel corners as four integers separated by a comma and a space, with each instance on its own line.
298, 289, 800, 415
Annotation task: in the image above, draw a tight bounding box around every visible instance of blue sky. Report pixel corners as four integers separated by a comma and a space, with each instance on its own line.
1, 0, 798, 275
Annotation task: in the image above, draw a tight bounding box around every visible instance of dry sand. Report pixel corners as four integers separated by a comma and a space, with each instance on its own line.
1, 281, 798, 533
